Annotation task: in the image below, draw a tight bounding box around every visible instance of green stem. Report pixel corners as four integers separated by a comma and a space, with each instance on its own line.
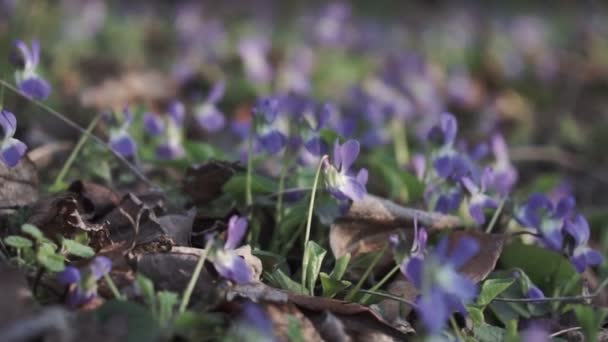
361, 264, 400, 305
345, 244, 388, 302
450, 316, 466, 341
0, 80, 156, 189
357, 289, 417, 307
391, 118, 409, 167
485, 198, 506, 233
103, 273, 124, 300
179, 242, 211, 313
301, 155, 328, 289
51, 114, 102, 191
270, 153, 292, 252
245, 125, 254, 210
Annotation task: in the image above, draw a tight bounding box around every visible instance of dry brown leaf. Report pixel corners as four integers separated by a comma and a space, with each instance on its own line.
330, 195, 463, 273
182, 160, 242, 206
135, 250, 217, 307
286, 293, 409, 340
68, 181, 121, 220
448, 230, 505, 283
264, 302, 324, 342
342, 195, 463, 230
0, 156, 39, 210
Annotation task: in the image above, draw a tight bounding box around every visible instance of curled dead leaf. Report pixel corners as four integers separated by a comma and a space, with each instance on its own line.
0, 156, 39, 210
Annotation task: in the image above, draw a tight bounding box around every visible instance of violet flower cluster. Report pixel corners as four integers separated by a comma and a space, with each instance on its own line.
422, 113, 517, 225
57, 256, 112, 308
517, 194, 603, 273
12, 40, 51, 100
0, 108, 27, 168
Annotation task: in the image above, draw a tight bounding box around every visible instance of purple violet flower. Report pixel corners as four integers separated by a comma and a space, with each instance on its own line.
403, 236, 479, 334
0, 109, 27, 168
195, 82, 226, 133
323, 139, 368, 202
490, 134, 518, 196
239, 37, 272, 85
13, 40, 51, 100
57, 256, 112, 308
143, 112, 165, 136
211, 215, 253, 284
108, 107, 137, 158
461, 168, 499, 225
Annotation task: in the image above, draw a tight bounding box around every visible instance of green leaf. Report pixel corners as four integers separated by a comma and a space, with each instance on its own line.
96, 300, 161, 342
21, 224, 44, 241
223, 174, 276, 198
305, 241, 327, 295
474, 324, 506, 342
574, 305, 608, 342
183, 141, 223, 162
37, 243, 65, 272
62, 239, 95, 258
157, 291, 179, 324
136, 274, 157, 314
286, 315, 306, 342
329, 253, 351, 280
320, 272, 351, 298
500, 242, 578, 290
477, 278, 515, 307
4, 235, 33, 249
319, 128, 341, 146
271, 269, 306, 294
467, 306, 485, 325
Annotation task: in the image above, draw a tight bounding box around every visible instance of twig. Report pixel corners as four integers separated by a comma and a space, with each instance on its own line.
494, 278, 608, 304
550, 326, 582, 338
51, 113, 102, 191
0, 79, 157, 189
357, 289, 418, 308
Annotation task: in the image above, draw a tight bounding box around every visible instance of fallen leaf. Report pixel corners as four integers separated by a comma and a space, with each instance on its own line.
27, 195, 108, 240
264, 302, 324, 342
135, 249, 217, 307
156, 210, 196, 246
330, 194, 463, 273
341, 195, 463, 230
449, 230, 506, 283
68, 181, 121, 220
182, 160, 242, 206
286, 293, 409, 340
0, 156, 39, 210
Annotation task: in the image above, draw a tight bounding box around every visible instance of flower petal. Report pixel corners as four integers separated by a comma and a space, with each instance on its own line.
18, 77, 51, 100
90, 256, 112, 280
449, 237, 479, 269
58, 266, 81, 285
339, 139, 360, 172
143, 112, 165, 136
214, 251, 252, 284
225, 216, 248, 250
1, 138, 27, 168
0, 109, 17, 138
